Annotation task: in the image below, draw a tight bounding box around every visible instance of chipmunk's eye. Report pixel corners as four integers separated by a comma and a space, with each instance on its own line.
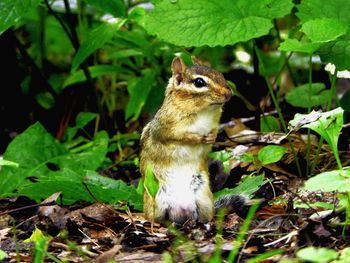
193, 77, 206, 88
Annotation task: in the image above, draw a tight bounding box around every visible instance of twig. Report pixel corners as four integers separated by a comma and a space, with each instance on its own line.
0, 201, 56, 216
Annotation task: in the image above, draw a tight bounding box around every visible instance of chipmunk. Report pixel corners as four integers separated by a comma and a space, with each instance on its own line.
140, 57, 247, 224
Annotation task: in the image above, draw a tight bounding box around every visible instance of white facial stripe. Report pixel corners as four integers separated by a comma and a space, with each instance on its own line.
192, 75, 210, 83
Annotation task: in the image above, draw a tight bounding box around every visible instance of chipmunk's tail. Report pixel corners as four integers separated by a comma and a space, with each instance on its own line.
214, 195, 261, 217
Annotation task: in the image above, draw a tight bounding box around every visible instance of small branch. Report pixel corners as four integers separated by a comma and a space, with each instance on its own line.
0, 201, 56, 217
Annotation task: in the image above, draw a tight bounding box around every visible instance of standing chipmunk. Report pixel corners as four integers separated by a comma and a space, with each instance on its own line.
140, 57, 244, 224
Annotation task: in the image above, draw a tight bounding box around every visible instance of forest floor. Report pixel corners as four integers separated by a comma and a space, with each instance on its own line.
1, 119, 350, 262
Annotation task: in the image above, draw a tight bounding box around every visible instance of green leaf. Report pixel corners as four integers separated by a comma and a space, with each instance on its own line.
84, 171, 143, 211
24, 226, 51, 243
144, 0, 293, 47
279, 38, 321, 54
285, 83, 331, 108
296, 247, 338, 263
0, 123, 108, 200
75, 112, 97, 128
128, 6, 146, 26
126, 69, 156, 121
258, 145, 288, 165
256, 49, 285, 77
109, 49, 143, 60
35, 92, 55, 110
289, 108, 344, 167
295, 0, 350, 69
0, 0, 41, 35
0, 123, 67, 195
296, 0, 350, 24
301, 18, 347, 43
83, 0, 126, 18
214, 174, 265, 200
260, 116, 281, 132
144, 165, 159, 198
0, 250, 8, 261
303, 169, 350, 192
71, 20, 126, 72
318, 35, 350, 71
18, 168, 93, 204
64, 65, 123, 87
339, 248, 350, 262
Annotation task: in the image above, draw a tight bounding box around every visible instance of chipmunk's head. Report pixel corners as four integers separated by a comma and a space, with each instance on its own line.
167, 57, 232, 108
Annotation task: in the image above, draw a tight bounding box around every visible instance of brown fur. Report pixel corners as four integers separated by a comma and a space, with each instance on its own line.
140, 57, 232, 224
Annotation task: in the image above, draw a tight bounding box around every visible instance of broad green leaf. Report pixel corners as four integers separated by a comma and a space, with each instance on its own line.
71, 20, 126, 72
318, 35, 350, 71
84, 171, 143, 210
18, 168, 94, 204
71, 131, 109, 170
126, 69, 156, 121
0, 0, 41, 35
296, 0, 350, 69
301, 18, 347, 43
144, 0, 293, 47
258, 145, 288, 165
214, 174, 265, 200
285, 83, 331, 108
144, 165, 159, 198
289, 108, 344, 165
279, 39, 321, 54
260, 116, 281, 132
296, 247, 338, 263
64, 65, 123, 87
0, 159, 19, 168
83, 0, 126, 18
303, 169, 350, 192
296, 0, 350, 24
0, 123, 108, 200
0, 123, 67, 195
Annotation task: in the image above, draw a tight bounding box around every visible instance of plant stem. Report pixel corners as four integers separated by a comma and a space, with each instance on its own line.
305, 55, 313, 176
264, 75, 302, 177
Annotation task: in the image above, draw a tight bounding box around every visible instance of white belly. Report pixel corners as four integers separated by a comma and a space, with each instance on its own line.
157, 165, 201, 211
187, 108, 219, 135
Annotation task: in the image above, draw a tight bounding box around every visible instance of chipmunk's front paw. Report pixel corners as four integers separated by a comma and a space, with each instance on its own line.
201, 131, 216, 144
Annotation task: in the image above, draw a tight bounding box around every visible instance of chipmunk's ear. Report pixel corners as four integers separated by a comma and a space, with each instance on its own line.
171, 57, 187, 84
191, 56, 204, 66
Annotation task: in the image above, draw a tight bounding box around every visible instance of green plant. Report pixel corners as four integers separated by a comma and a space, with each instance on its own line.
0, 119, 142, 209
